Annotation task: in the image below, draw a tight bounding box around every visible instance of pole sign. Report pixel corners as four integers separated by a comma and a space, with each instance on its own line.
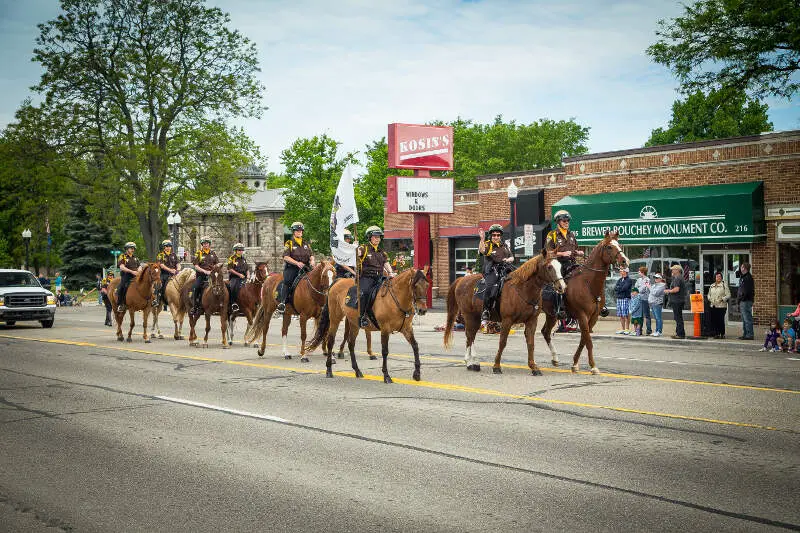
386, 176, 454, 214
387, 124, 454, 170
524, 224, 534, 256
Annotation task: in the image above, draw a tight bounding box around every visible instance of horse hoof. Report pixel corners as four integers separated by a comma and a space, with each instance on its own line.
590, 367, 600, 375
492, 367, 502, 374
126, 338, 132, 343
337, 352, 345, 359
178, 336, 184, 340
532, 369, 543, 376
117, 337, 124, 342
300, 357, 310, 363
551, 359, 559, 367
222, 344, 230, 350
158, 334, 164, 339
384, 375, 393, 384
355, 370, 363, 378
369, 355, 377, 360
413, 370, 420, 381
571, 365, 579, 373
202, 343, 208, 348
243, 342, 249, 348
257, 350, 265, 357
284, 355, 292, 360
144, 339, 151, 344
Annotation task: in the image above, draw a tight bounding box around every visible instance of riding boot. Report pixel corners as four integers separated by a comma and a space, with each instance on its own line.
555, 293, 566, 319
481, 296, 492, 322
116, 287, 127, 313
104, 309, 112, 326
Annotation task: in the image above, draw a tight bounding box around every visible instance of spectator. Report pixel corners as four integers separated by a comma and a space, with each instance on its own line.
38, 274, 49, 290
464, 267, 473, 276
629, 287, 643, 336
666, 264, 687, 339
96, 273, 103, 305
101, 272, 114, 326
736, 262, 755, 340
781, 319, 796, 353
54, 272, 64, 294
635, 266, 652, 335
648, 273, 666, 337
785, 302, 800, 332
614, 267, 633, 335
759, 320, 781, 352
707, 271, 731, 339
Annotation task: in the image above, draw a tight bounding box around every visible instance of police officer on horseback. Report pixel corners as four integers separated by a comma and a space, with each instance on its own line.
277, 222, 315, 314
334, 229, 357, 279
116, 242, 141, 312
478, 224, 515, 322
546, 210, 584, 318
227, 243, 249, 314
191, 236, 219, 316
357, 226, 394, 328
156, 240, 180, 309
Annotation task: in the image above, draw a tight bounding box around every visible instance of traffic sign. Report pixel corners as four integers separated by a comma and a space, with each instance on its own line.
111, 250, 121, 255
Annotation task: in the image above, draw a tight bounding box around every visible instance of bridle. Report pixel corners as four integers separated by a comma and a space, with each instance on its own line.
385, 269, 428, 329
303, 263, 334, 300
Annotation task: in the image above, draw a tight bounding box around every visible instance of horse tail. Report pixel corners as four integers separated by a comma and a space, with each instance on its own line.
443, 279, 460, 349
244, 303, 265, 344
307, 302, 331, 352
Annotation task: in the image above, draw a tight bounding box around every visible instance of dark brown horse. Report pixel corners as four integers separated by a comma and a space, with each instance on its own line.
107, 263, 162, 343
307, 267, 430, 383
443, 249, 566, 375
182, 264, 230, 348
226, 262, 268, 347
540, 231, 629, 374
245, 261, 336, 361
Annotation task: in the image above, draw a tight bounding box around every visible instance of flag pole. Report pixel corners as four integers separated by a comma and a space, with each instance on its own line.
354, 222, 360, 325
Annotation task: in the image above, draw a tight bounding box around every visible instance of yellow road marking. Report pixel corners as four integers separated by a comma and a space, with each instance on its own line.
0, 333, 794, 432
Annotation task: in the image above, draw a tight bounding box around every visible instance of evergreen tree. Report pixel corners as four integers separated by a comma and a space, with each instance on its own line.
61, 200, 113, 290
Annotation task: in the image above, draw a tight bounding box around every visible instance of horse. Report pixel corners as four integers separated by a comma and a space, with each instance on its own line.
540, 230, 629, 374
106, 263, 162, 343
226, 262, 268, 347
151, 268, 195, 340
443, 248, 566, 375
245, 261, 336, 362
307, 267, 430, 384
182, 264, 230, 348
330, 276, 375, 360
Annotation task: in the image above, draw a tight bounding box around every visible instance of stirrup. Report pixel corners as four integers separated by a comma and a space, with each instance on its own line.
481, 309, 490, 321
359, 315, 370, 328
276, 302, 286, 313
556, 308, 567, 319
117, 304, 126, 313
231, 303, 239, 313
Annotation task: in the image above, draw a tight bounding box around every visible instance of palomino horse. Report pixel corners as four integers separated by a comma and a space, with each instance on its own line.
307, 267, 430, 383
245, 261, 336, 361
151, 268, 195, 340
226, 262, 268, 347
106, 263, 162, 343
181, 264, 230, 348
443, 249, 566, 375
540, 230, 629, 374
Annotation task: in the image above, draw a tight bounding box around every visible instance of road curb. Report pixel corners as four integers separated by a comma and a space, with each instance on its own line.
588, 333, 761, 353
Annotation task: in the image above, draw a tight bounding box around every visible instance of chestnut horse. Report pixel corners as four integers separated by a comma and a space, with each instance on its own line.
152, 268, 195, 340
107, 263, 162, 343
540, 231, 629, 374
443, 249, 566, 375
245, 261, 336, 361
182, 264, 230, 348
226, 262, 268, 347
307, 267, 430, 383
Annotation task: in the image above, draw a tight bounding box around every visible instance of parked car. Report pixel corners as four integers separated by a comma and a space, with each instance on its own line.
0, 269, 57, 328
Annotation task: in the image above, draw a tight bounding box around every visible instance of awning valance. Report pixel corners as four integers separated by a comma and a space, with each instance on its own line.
552, 182, 765, 245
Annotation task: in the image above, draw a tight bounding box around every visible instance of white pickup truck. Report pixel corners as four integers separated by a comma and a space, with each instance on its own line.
0, 269, 57, 328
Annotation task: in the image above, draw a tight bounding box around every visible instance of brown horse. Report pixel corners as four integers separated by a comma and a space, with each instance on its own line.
540, 231, 629, 374
245, 261, 336, 362
107, 263, 162, 343
307, 267, 430, 383
443, 249, 566, 375
182, 264, 230, 348
226, 262, 268, 347
152, 268, 195, 340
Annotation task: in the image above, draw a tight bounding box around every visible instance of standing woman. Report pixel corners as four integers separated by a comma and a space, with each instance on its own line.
707, 272, 731, 339
635, 266, 652, 335
615, 267, 633, 334
648, 273, 667, 337
666, 264, 688, 339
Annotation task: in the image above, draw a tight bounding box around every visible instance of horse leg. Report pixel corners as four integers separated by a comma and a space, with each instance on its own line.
525, 319, 541, 376
401, 327, 422, 381
221, 312, 230, 349
464, 315, 480, 371
203, 314, 211, 348
257, 314, 271, 357
115, 311, 124, 342
571, 314, 590, 373
348, 322, 363, 379
380, 330, 392, 384
541, 314, 559, 367
299, 316, 310, 363
366, 330, 374, 359
492, 319, 514, 374
153, 307, 163, 339
582, 314, 599, 375
126, 311, 135, 343
281, 313, 292, 359
143, 310, 151, 344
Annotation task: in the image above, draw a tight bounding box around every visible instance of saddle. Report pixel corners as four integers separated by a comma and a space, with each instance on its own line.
274, 268, 309, 307
473, 264, 514, 302
345, 278, 385, 310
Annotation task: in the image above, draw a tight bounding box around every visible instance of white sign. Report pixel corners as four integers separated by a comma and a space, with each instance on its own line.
524, 224, 534, 256
178, 246, 185, 258
395, 177, 453, 214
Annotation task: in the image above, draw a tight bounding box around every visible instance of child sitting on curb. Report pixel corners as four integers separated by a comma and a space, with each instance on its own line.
781, 319, 797, 353
629, 287, 643, 336
759, 320, 782, 352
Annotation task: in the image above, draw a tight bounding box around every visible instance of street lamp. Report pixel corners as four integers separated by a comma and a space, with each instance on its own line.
21, 228, 31, 271
167, 212, 182, 255
507, 180, 519, 254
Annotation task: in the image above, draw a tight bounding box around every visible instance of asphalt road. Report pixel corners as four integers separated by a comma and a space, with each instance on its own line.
1, 306, 798, 532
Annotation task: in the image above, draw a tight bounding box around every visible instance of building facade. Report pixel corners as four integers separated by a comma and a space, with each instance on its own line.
384, 130, 800, 326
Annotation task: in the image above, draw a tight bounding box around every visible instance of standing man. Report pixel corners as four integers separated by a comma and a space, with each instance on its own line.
96, 273, 103, 305
478, 224, 514, 322
116, 242, 141, 312
666, 264, 687, 339
737, 262, 755, 340
100, 271, 114, 326
546, 210, 584, 319
156, 240, 181, 310
277, 222, 315, 314
227, 243, 249, 313
356, 226, 393, 328
191, 236, 218, 316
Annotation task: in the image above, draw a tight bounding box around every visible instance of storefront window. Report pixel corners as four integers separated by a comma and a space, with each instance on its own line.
455, 247, 478, 277
778, 242, 800, 308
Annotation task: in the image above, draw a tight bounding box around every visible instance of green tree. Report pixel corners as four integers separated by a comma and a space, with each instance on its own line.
60, 199, 113, 289
646, 89, 773, 146
357, 139, 412, 236
280, 135, 356, 256
33, 0, 265, 258
647, 0, 800, 99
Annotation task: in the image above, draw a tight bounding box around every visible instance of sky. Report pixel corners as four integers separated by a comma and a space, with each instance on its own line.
0, 0, 798, 173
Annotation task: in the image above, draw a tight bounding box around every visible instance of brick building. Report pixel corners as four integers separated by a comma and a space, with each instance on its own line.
384, 130, 800, 327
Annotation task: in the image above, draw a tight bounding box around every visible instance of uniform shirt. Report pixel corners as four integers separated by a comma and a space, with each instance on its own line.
101, 276, 114, 290
157, 251, 180, 272
193, 249, 219, 271
227, 255, 249, 279
357, 244, 388, 277
481, 241, 512, 267
283, 238, 312, 265
546, 228, 579, 256
118, 254, 141, 272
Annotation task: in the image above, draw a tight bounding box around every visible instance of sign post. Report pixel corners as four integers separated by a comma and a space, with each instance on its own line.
524, 224, 534, 257
689, 292, 705, 340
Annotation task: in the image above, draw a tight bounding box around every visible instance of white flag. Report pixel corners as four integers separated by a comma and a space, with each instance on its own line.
330, 163, 360, 266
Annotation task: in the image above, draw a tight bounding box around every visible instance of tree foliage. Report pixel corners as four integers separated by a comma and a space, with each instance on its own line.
60, 198, 113, 289
645, 88, 773, 146
647, 0, 800, 99
33, 0, 265, 258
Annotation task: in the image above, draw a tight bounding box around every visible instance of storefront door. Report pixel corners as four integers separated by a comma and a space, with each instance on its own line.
700, 250, 750, 324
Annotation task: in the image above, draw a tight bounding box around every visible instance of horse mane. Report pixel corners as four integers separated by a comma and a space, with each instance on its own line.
173, 268, 195, 290
394, 268, 414, 283
586, 231, 618, 264
134, 262, 155, 282
507, 254, 546, 284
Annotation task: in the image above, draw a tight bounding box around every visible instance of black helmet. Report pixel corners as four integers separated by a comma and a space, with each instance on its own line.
488, 224, 503, 235
291, 222, 305, 232
554, 210, 571, 223
365, 226, 384, 238
161, 240, 173, 249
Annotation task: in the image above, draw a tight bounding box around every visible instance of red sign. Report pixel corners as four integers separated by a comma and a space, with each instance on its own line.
388, 123, 454, 170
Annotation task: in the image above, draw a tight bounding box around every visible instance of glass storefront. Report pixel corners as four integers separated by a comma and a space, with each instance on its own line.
777, 222, 800, 319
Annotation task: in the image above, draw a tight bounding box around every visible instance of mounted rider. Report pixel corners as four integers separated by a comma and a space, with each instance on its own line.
191, 236, 219, 315
116, 242, 142, 312
227, 243, 249, 314
334, 229, 357, 279
277, 222, 315, 314
478, 224, 515, 322
356, 226, 394, 328
156, 240, 181, 309
546, 210, 584, 318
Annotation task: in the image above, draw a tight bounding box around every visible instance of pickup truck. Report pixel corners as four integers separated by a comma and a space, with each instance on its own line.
0, 269, 57, 328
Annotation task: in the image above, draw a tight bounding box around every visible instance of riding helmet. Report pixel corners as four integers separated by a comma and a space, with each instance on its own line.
291, 222, 305, 232
124, 241, 137, 250
161, 240, 173, 248
343, 229, 354, 242
232, 242, 245, 251
488, 224, 504, 235
199, 236, 211, 245
554, 210, 571, 223
365, 226, 384, 238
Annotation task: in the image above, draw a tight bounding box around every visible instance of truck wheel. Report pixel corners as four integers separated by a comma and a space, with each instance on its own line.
40, 319, 54, 329
5, 321, 15, 326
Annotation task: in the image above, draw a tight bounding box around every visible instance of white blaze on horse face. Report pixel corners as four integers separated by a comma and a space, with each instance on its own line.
611, 239, 630, 266
549, 258, 567, 293
326, 269, 334, 287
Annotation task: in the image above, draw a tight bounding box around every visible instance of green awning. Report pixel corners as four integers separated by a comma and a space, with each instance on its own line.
552, 182, 765, 245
